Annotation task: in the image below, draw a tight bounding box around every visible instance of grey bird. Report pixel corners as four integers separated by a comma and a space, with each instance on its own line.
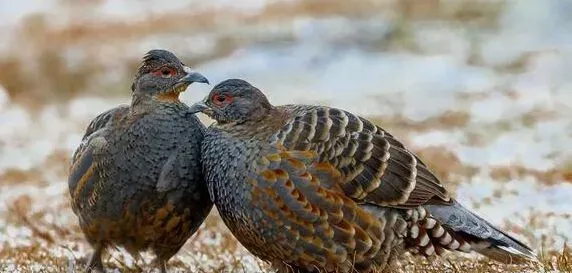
68, 49, 213, 272
189, 79, 537, 273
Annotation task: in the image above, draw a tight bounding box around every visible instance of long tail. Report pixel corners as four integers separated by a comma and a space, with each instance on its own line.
421, 200, 537, 263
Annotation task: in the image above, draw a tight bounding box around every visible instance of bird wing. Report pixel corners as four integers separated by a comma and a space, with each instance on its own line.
71, 105, 129, 162
251, 149, 383, 269
274, 105, 451, 208
68, 105, 129, 210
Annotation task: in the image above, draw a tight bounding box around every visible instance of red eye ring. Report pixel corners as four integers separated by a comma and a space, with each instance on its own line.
152, 67, 177, 78
212, 94, 232, 106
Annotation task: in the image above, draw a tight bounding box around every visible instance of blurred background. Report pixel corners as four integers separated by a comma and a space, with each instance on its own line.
0, 0, 571, 272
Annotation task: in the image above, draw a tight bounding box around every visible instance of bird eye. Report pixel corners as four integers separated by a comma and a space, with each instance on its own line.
215, 95, 226, 102
153, 67, 177, 78
212, 94, 232, 106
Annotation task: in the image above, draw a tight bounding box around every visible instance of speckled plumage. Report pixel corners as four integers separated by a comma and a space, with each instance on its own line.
68, 50, 212, 272
191, 79, 537, 273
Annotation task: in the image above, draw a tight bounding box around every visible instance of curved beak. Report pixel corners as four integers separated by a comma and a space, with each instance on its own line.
178, 66, 209, 85
189, 97, 213, 115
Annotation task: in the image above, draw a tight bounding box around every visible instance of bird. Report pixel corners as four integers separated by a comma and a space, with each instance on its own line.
188, 79, 537, 273
68, 49, 213, 273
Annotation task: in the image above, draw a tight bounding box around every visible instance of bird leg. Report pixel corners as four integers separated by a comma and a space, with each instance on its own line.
154, 258, 168, 273
85, 245, 104, 273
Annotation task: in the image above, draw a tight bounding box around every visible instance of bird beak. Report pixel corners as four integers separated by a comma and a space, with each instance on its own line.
178, 66, 209, 85
189, 97, 213, 116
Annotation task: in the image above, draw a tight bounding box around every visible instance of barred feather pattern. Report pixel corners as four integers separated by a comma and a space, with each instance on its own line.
201, 88, 536, 273
273, 105, 450, 207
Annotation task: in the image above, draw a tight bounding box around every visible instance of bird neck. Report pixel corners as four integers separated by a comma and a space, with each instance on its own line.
217, 107, 288, 140
130, 92, 181, 113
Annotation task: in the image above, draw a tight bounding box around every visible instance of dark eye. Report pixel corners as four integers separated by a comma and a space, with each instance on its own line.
212, 94, 232, 106
215, 95, 226, 102
153, 67, 176, 78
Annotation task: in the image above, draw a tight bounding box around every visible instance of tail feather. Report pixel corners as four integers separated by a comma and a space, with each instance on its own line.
424, 199, 538, 264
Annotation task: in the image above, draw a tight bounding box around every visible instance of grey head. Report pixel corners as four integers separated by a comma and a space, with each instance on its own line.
131, 49, 209, 101
189, 79, 273, 124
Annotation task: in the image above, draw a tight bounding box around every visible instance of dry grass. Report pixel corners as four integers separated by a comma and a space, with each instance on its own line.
489, 163, 572, 186
1, 200, 571, 273
368, 111, 471, 142
0, 0, 507, 107
1, 227, 571, 273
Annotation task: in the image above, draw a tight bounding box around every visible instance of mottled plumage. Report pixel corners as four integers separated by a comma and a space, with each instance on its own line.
69, 49, 213, 272
190, 79, 537, 272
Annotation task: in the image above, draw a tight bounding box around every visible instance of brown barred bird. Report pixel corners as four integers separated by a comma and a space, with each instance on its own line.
68, 50, 213, 273
189, 79, 537, 273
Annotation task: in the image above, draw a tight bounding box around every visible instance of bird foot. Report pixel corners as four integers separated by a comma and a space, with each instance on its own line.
151, 258, 168, 273
85, 247, 105, 273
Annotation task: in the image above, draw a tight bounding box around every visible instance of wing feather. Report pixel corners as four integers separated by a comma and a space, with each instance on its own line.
69, 105, 128, 210
250, 149, 382, 270
277, 105, 451, 208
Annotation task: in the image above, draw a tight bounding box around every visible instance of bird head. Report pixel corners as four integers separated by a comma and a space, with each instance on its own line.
131, 49, 208, 101
189, 79, 273, 124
